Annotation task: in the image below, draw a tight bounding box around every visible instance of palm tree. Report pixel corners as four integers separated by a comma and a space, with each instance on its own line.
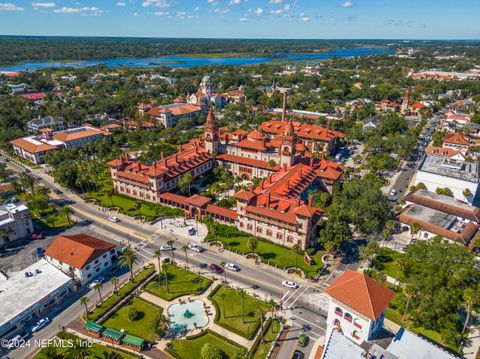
410, 222, 421, 240
80, 296, 89, 317
180, 245, 189, 269
59, 205, 74, 226
111, 277, 119, 293
463, 188, 472, 201
220, 261, 227, 283
153, 250, 162, 281
45, 215, 56, 229
239, 290, 246, 323
462, 286, 480, 335
167, 239, 176, 263
118, 245, 139, 281
247, 238, 258, 255
291, 244, 302, 270
94, 282, 103, 302
259, 309, 265, 343
19, 172, 36, 195
402, 284, 416, 321
134, 200, 142, 215
219, 292, 227, 318
106, 189, 115, 207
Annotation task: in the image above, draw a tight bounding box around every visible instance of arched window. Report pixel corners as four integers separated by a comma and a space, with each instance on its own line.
277, 233, 283, 239
335, 307, 343, 316
266, 229, 272, 236
240, 222, 244, 228
333, 319, 341, 327
344, 312, 353, 323
287, 236, 293, 242
257, 227, 262, 233
247, 224, 253, 230
352, 330, 360, 340
353, 318, 362, 329
297, 240, 303, 246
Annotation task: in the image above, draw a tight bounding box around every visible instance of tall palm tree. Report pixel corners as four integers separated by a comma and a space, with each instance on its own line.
80, 296, 89, 317
59, 205, 75, 226
402, 284, 416, 321
247, 238, 258, 255
291, 244, 302, 270
118, 245, 139, 281
153, 250, 162, 281
111, 277, 119, 293
239, 290, 246, 323
259, 309, 265, 343
182, 245, 189, 269
45, 215, 56, 229
134, 200, 142, 215
19, 172, 36, 195
167, 239, 176, 263
94, 282, 103, 302
220, 261, 227, 283
106, 189, 115, 207
410, 222, 421, 240
219, 292, 227, 318
462, 286, 480, 335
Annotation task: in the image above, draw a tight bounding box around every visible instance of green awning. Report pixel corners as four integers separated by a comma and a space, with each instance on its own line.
122, 334, 145, 348
103, 328, 124, 341
84, 321, 104, 333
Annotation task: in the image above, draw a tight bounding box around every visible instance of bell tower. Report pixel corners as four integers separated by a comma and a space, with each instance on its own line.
280, 118, 296, 167
204, 109, 219, 154
401, 86, 410, 114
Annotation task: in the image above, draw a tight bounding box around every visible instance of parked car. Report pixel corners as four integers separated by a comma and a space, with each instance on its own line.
188, 243, 203, 252
209, 263, 223, 274
88, 277, 105, 289
160, 245, 174, 251
6, 335, 24, 350
108, 216, 120, 223
54, 189, 63, 194
282, 280, 299, 289
36, 247, 44, 258
291, 350, 304, 359
31, 233, 43, 240
389, 189, 397, 197
298, 334, 309, 347
224, 263, 240, 271
31, 318, 49, 333
188, 227, 196, 236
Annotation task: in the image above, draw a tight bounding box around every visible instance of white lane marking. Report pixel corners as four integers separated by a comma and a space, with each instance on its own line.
291, 315, 326, 331
287, 285, 311, 309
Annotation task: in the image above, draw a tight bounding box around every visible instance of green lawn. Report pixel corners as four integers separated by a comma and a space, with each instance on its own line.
204, 221, 324, 277
37, 213, 70, 229
251, 319, 282, 359
373, 248, 405, 279
144, 264, 212, 301
102, 296, 161, 343
86, 185, 183, 221
209, 286, 273, 340
34, 332, 138, 358
168, 330, 246, 359
87, 266, 155, 321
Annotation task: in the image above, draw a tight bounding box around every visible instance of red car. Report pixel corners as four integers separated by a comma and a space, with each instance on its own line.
31, 233, 44, 240
209, 263, 223, 274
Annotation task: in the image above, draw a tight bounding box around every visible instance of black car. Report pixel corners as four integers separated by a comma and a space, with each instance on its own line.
291, 350, 304, 359
54, 189, 63, 194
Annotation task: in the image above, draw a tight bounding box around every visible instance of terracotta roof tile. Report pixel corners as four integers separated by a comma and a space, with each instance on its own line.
326, 270, 395, 320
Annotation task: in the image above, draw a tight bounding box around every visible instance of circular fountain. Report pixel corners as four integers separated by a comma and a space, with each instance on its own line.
168, 300, 208, 333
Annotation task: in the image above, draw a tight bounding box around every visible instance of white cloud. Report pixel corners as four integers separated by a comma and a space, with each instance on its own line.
142, 0, 170, 8
255, 7, 263, 15
54, 6, 102, 15
0, 2, 24, 11
298, 14, 309, 21
32, 2, 55, 8
229, 0, 241, 4
116, 1, 126, 6
207, 0, 217, 3
239, 17, 248, 21
269, 0, 283, 3
214, 7, 230, 14
133, 12, 139, 16
154, 10, 169, 16
340, 1, 354, 8
193, 6, 200, 11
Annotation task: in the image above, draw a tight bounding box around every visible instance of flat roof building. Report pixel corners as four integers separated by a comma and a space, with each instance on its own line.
0, 259, 75, 338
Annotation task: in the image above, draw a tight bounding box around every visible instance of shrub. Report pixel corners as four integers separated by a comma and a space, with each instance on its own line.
128, 307, 140, 321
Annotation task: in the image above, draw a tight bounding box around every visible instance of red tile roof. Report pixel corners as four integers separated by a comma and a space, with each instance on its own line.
187, 194, 212, 207
45, 234, 116, 269
158, 192, 189, 206
425, 146, 464, 158
204, 204, 238, 220
10, 137, 58, 154
326, 270, 395, 320
20, 92, 46, 101
442, 132, 469, 146
53, 127, 110, 142
216, 153, 280, 171
259, 120, 345, 142
146, 103, 201, 118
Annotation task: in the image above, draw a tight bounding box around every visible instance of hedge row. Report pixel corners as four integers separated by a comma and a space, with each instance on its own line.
248, 318, 273, 359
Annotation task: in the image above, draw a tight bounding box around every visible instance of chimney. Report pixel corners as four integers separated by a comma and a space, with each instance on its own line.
160, 152, 164, 160
321, 150, 325, 161
137, 162, 141, 171
309, 156, 314, 168
308, 195, 313, 207
267, 193, 271, 207
175, 154, 178, 163
225, 134, 229, 145
165, 158, 169, 167
282, 91, 288, 121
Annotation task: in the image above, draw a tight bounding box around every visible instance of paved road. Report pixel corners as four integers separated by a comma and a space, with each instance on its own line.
1, 155, 358, 359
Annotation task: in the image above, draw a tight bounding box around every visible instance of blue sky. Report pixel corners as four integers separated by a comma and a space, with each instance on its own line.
0, 0, 479, 39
